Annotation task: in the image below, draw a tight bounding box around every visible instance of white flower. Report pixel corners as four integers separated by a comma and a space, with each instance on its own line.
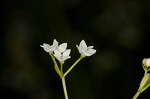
53, 43, 71, 62
142, 58, 150, 67
76, 40, 96, 56
40, 39, 58, 52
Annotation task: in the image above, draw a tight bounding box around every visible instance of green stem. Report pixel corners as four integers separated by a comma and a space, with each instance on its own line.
64, 55, 85, 77
132, 91, 140, 99
60, 62, 64, 77
49, 52, 57, 65
49, 53, 61, 77
62, 77, 69, 99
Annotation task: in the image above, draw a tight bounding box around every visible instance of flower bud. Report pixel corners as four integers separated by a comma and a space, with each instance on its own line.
142, 58, 150, 67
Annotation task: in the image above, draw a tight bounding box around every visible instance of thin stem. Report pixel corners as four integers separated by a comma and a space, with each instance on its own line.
60, 62, 64, 77
49, 52, 57, 65
132, 91, 140, 99
49, 53, 61, 77
62, 77, 69, 99
61, 63, 63, 73
64, 55, 85, 77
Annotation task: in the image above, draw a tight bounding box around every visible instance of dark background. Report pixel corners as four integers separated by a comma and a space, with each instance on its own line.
1, 0, 150, 99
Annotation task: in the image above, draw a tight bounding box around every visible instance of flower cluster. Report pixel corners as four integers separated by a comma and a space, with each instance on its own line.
41, 39, 96, 99
53, 43, 71, 62
41, 39, 96, 62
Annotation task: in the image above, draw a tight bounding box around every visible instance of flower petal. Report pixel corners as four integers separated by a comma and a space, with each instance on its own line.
63, 56, 71, 61
58, 43, 67, 52
76, 45, 81, 53
63, 49, 71, 57
80, 40, 87, 51
88, 46, 94, 49
54, 50, 61, 58
84, 49, 96, 56
40, 43, 51, 52
50, 44, 57, 51
53, 39, 58, 45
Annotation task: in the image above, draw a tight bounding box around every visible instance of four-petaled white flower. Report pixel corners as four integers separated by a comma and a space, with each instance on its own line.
142, 58, 150, 67
40, 39, 58, 52
54, 43, 71, 62
76, 40, 96, 56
